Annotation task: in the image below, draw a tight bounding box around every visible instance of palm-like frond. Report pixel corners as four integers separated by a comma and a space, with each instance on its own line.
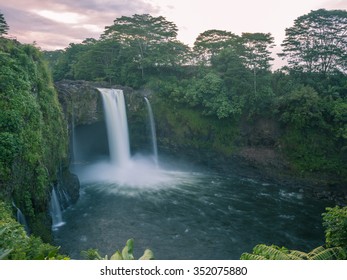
241, 244, 346, 260
253, 244, 293, 260
240, 252, 267, 260
309, 246, 345, 260
287, 250, 308, 260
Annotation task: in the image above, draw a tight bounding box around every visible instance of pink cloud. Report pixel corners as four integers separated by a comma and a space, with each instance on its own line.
1, 0, 159, 49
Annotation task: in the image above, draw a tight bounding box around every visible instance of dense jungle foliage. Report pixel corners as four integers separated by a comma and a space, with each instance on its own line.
44, 10, 347, 181
0, 36, 68, 240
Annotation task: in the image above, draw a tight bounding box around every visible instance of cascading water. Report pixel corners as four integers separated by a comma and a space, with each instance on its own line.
50, 187, 65, 230
74, 88, 176, 187
98, 88, 131, 166
12, 202, 30, 234
144, 97, 158, 167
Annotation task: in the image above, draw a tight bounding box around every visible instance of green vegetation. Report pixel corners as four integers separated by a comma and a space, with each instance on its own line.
0, 201, 69, 259
240, 244, 345, 260
0, 36, 68, 239
322, 206, 347, 248
81, 239, 154, 260
241, 206, 347, 260
279, 9, 347, 74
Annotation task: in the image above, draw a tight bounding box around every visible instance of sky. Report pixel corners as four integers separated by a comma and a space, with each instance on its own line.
1, 0, 347, 68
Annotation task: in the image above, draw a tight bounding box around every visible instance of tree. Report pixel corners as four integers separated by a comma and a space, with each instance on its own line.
0, 11, 9, 36
103, 14, 178, 44
279, 9, 347, 74
102, 14, 187, 80
241, 33, 274, 71
72, 39, 123, 83
193, 29, 239, 63
241, 32, 275, 94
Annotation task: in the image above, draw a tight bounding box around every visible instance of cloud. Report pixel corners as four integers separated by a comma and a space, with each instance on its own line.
0, 0, 158, 49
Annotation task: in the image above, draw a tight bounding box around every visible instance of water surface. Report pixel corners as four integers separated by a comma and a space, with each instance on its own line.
54, 159, 330, 259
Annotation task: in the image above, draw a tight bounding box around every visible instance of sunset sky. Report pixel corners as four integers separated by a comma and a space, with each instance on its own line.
1, 0, 346, 68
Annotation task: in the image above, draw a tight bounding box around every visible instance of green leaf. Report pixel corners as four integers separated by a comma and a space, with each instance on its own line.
121, 239, 135, 260
139, 249, 155, 260
110, 250, 123, 260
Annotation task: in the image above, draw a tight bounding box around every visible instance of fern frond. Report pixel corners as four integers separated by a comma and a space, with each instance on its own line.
240, 253, 267, 260
307, 246, 326, 259
253, 244, 292, 260
310, 247, 344, 260
287, 250, 308, 260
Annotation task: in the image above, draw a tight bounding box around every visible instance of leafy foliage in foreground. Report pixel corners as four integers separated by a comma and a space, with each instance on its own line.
241, 244, 345, 260
81, 239, 154, 260
0, 201, 69, 260
322, 206, 347, 249
241, 206, 347, 260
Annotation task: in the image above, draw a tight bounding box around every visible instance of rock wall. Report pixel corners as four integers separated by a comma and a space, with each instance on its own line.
55, 80, 148, 159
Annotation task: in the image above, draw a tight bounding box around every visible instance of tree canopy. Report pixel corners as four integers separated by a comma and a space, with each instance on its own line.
102, 14, 188, 80
193, 29, 239, 63
280, 9, 347, 74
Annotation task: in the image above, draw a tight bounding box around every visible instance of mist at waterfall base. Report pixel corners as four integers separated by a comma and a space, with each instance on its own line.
54, 88, 331, 260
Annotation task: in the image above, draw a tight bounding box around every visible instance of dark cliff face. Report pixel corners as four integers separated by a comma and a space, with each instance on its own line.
56, 80, 105, 126
55, 80, 148, 159
55, 80, 144, 125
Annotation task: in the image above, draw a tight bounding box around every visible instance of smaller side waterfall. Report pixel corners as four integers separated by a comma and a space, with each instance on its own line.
12, 202, 30, 234
50, 188, 65, 230
144, 97, 158, 167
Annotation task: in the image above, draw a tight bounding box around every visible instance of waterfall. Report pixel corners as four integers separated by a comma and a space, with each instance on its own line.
144, 97, 158, 167
12, 202, 30, 234
50, 188, 65, 230
75, 87, 170, 187
98, 88, 131, 166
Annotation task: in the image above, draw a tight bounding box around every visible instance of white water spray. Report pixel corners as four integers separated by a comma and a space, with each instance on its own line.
50, 188, 65, 230
144, 97, 158, 167
75, 88, 183, 188
12, 202, 30, 234
98, 88, 131, 166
